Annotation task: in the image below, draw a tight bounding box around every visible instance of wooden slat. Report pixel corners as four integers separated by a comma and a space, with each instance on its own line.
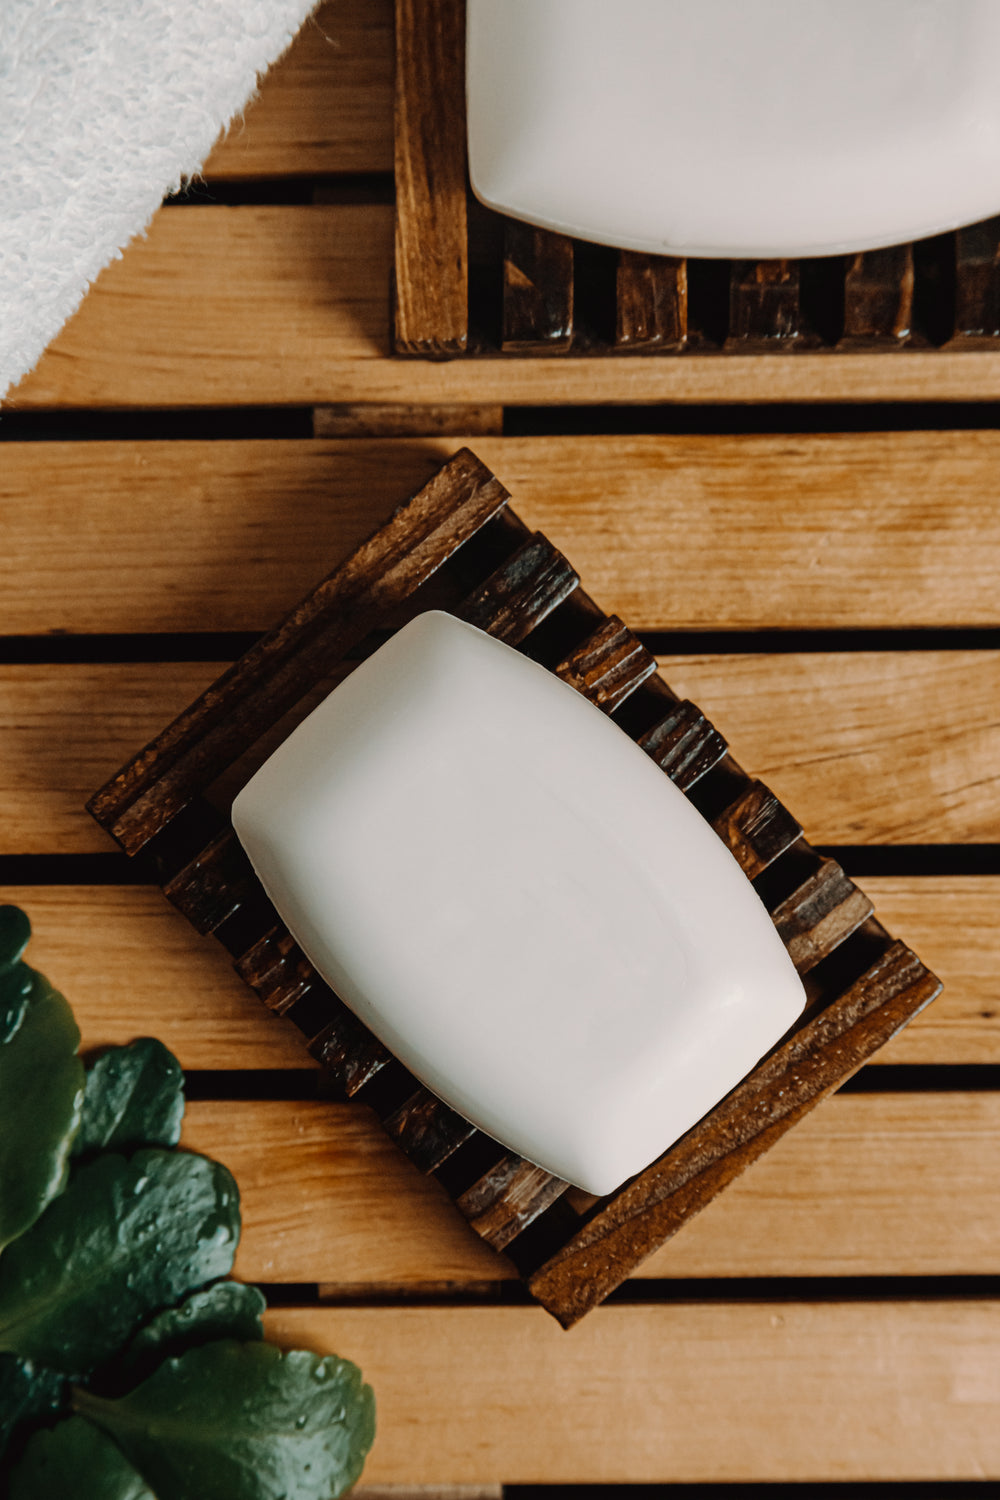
659, 648, 1000, 845
727, 260, 807, 346
393, 0, 468, 354
313, 404, 503, 438
637, 699, 728, 790
553, 616, 657, 713
5, 880, 994, 1068
711, 781, 802, 879
770, 857, 874, 974
453, 532, 579, 643
18, 205, 1000, 407
383, 1090, 476, 1174
952, 217, 1000, 343
88, 449, 510, 854
201, 0, 393, 179
840, 245, 914, 347
181, 1093, 1000, 1286
264, 1303, 1000, 1482
7, 432, 1000, 635
501, 222, 575, 354
6, 651, 1000, 852
0, 886, 310, 1069
615, 251, 687, 350
455, 1155, 568, 1252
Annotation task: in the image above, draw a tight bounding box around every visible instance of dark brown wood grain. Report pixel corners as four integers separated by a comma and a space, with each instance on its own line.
615, 252, 687, 350
393, 0, 469, 354
87, 449, 510, 854
455, 532, 579, 644
711, 781, 803, 879
456, 1153, 570, 1251
770, 858, 875, 974
840, 245, 914, 346
952, 218, 1000, 343
163, 827, 258, 935
383, 1089, 478, 1173
727, 260, 807, 347
528, 940, 942, 1326
637, 699, 728, 792
502, 221, 575, 353
308, 1011, 394, 1097
234, 926, 316, 1016
554, 616, 657, 712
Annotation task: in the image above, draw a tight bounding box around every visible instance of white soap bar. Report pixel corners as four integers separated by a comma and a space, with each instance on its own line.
467, 0, 1000, 258
232, 611, 805, 1196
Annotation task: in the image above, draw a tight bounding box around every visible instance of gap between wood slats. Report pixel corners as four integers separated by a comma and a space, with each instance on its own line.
2, 845, 998, 883
5, 433, 1000, 634
260, 1303, 1000, 1482
8, 401, 1000, 443
3, 629, 1000, 667
13, 204, 1000, 408
181, 1094, 1000, 1287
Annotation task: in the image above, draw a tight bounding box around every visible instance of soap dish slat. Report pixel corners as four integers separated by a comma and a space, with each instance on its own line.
88, 446, 941, 1326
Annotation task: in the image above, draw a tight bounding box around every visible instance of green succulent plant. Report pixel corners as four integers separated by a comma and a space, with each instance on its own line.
0, 906, 375, 1499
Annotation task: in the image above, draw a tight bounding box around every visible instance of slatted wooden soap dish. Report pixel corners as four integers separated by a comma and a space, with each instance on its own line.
88, 449, 941, 1327
394, 0, 1000, 359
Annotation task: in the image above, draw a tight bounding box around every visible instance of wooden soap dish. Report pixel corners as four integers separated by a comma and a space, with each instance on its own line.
394, 0, 1000, 359
88, 449, 941, 1327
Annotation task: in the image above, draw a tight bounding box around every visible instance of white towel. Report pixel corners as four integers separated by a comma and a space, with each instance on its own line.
0, 0, 317, 401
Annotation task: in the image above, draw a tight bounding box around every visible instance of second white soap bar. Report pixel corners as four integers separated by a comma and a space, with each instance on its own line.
232, 610, 805, 1196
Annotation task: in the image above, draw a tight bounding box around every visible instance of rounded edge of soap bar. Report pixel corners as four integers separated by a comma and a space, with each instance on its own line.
466, 0, 1000, 259
232, 609, 807, 1199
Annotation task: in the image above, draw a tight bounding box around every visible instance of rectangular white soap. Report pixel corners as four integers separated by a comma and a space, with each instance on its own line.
232, 610, 806, 1196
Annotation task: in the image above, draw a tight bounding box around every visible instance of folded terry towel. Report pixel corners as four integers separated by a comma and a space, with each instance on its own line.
0, 0, 317, 401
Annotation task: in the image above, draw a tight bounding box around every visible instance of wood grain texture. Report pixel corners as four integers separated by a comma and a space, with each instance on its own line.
0, 886, 310, 1068
264, 1302, 1000, 1482
88, 449, 510, 854
727, 260, 807, 347
181, 1092, 1000, 1285
313, 405, 503, 438
501, 222, 574, 353
393, 0, 468, 354
453, 532, 579, 643
952, 217, 1000, 344
5, 880, 993, 1067
6, 650, 1000, 853
660, 648, 1000, 845
7, 431, 1000, 635
18, 205, 1000, 407
201, 0, 393, 179
615, 251, 687, 349
840, 246, 914, 347
554, 616, 658, 713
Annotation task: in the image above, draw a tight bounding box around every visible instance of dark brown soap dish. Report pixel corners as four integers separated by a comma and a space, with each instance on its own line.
88, 449, 941, 1327
394, 0, 1000, 359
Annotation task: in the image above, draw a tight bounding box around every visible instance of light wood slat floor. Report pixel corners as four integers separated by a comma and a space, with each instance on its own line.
3, 6, 997, 1486
201, 0, 392, 179
2, 881, 993, 1068
5, 433, 1000, 633
265, 1303, 1000, 1484
3, 653, 996, 852
9, 203, 1000, 408
178, 1094, 1000, 1286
